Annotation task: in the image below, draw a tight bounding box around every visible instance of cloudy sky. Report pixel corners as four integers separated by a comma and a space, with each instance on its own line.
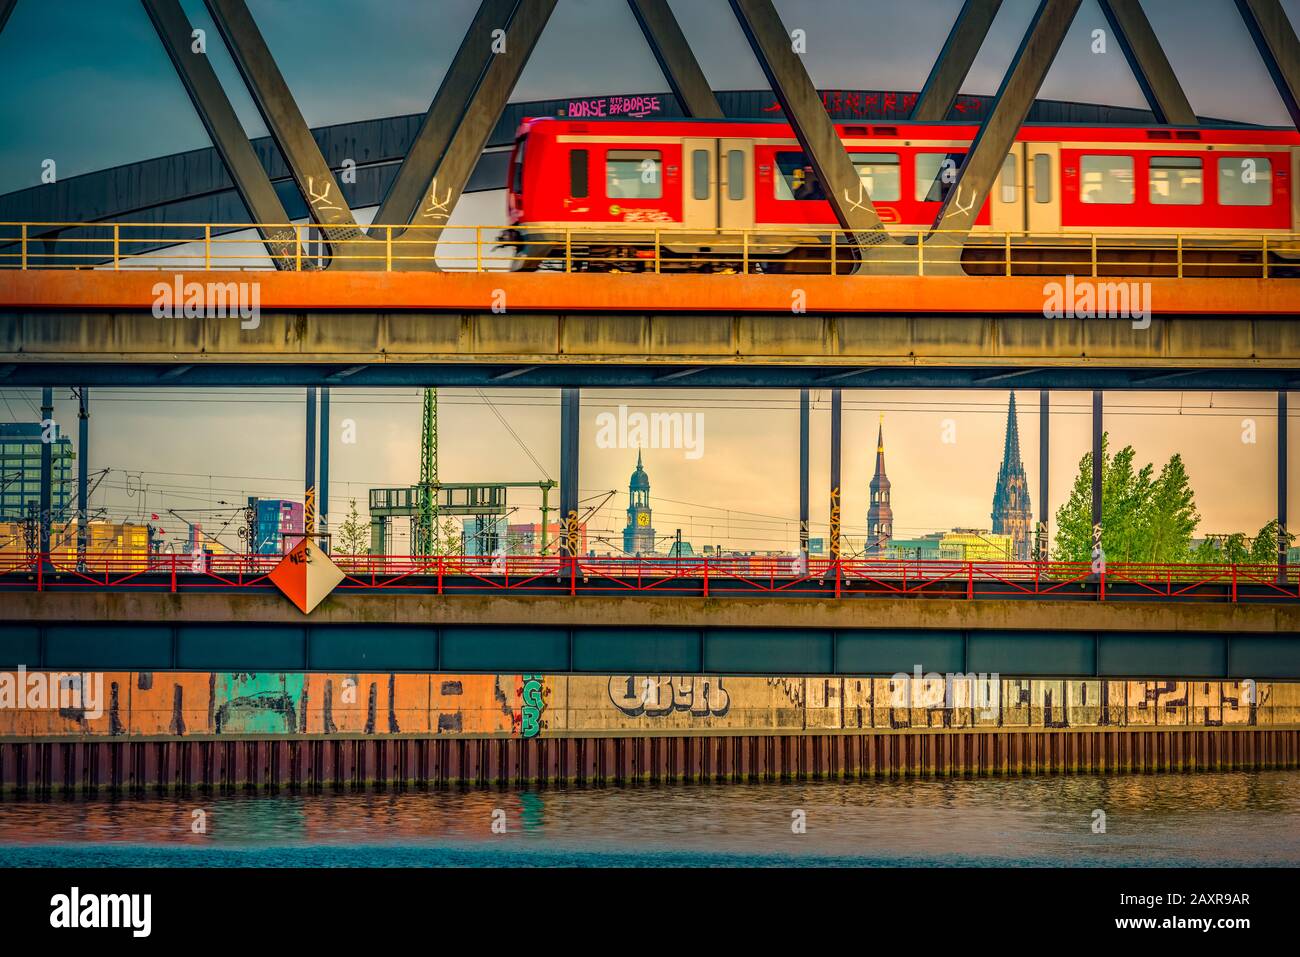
0, 1, 1295, 551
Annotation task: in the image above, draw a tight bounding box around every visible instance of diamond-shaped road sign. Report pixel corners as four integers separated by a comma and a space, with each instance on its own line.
268, 538, 345, 614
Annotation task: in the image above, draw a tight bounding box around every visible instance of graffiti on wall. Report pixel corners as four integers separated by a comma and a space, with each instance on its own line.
519, 674, 546, 738
607, 676, 731, 718
0, 673, 1295, 739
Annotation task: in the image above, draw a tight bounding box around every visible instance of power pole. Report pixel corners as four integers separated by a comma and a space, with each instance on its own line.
76, 387, 89, 570
414, 387, 439, 556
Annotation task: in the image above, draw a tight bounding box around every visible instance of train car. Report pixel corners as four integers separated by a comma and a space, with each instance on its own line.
498, 116, 1300, 275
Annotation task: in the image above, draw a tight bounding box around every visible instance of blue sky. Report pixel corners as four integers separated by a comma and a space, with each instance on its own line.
1, 0, 1297, 190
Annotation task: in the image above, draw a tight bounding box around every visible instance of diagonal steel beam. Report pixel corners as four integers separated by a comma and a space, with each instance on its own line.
1097, 0, 1195, 125
141, 0, 298, 268
1236, 0, 1300, 130
913, 0, 1003, 122
203, 0, 371, 266
627, 0, 723, 118
728, 0, 890, 271
927, 0, 1081, 269
0, 0, 18, 37
382, 0, 556, 268
373, 0, 520, 230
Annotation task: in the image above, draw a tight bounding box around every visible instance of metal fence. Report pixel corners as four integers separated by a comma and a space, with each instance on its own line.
3, 552, 1299, 602
1, 221, 1296, 277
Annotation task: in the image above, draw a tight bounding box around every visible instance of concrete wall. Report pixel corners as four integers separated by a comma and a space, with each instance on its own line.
1, 671, 1297, 739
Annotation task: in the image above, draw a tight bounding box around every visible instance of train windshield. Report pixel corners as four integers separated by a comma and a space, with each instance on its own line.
511, 137, 527, 195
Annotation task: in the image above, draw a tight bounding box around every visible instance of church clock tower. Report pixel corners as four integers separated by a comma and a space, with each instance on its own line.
623, 449, 656, 556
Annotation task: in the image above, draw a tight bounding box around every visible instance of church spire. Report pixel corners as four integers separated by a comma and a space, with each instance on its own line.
867, 415, 892, 555
991, 391, 1033, 560
1000, 391, 1023, 475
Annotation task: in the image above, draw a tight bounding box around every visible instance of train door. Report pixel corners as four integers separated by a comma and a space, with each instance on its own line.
718, 138, 754, 231
1026, 143, 1061, 234
991, 143, 1025, 233
682, 138, 717, 231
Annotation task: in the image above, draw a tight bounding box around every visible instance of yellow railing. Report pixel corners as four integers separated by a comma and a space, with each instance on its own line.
0, 221, 1297, 278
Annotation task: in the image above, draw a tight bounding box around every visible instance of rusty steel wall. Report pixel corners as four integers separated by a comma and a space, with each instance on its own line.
1, 672, 1298, 740
1, 729, 1296, 794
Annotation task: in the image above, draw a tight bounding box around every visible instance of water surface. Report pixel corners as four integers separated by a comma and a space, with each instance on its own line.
2, 771, 1296, 867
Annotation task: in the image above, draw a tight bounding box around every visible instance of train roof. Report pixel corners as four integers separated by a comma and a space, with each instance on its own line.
514, 115, 1300, 145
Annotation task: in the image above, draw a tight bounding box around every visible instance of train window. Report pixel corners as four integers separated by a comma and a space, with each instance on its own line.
1000, 154, 1017, 203
1032, 153, 1052, 203
850, 153, 900, 201
775, 152, 825, 200
692, 150, 710, 200
1218, 157, 1272, 206
606, 149, 662, 199
727, 150, 746, 200
1080, 155, 1134, 204
569, 149, 589, 198
914, 152, 965, 202
1149, 156, 1202, 204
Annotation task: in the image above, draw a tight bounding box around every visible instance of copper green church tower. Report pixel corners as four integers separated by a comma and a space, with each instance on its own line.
623, 449, 656, 557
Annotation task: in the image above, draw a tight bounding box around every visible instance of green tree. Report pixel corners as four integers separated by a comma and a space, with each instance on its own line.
1249, 519, 1295, 565
434, 517, 463, 556
1193, 533, 1250, 565
1053, 434, 1199, 564
1142, 454, 1199, 563
334, 498, 370, 555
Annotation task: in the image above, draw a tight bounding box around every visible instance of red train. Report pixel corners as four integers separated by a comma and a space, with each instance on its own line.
500, 116, 1299, 274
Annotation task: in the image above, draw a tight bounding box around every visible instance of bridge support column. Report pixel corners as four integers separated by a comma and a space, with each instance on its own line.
913, 0, 1004, 121
1236, 0, 1300, 131
1091, 390, 1103, 579
1037, 390, 1048, 562
728, 0, 890, 270
39, 387, 52, 564
830, 389, 842, 560
627, 0, 723, 118
560, 388, 580, 559
1280, 390, 1288, 582
141, 0, 297, 267
319, 387, 330, 544
77, 387, 89, 569
799, 388, 809, 561
305, 388, 317, 542
1097, 0, 1196, 125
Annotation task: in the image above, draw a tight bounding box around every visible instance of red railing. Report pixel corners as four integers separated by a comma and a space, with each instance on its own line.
2, 552, 1299, 602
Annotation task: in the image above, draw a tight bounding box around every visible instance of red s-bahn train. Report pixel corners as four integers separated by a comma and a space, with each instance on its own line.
499, 116, 1299, 274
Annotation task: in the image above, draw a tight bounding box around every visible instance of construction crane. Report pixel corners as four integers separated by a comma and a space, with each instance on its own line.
412, 387, 438, 556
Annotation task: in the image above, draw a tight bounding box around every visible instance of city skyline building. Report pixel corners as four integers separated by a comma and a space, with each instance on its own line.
0, 422, 74, 521
249, 498, 305, 555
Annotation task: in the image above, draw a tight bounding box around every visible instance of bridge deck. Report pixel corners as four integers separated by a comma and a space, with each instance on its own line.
1, 269, 1295, 315
2, 589, 1298, 678
3, 271, 1298, 389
